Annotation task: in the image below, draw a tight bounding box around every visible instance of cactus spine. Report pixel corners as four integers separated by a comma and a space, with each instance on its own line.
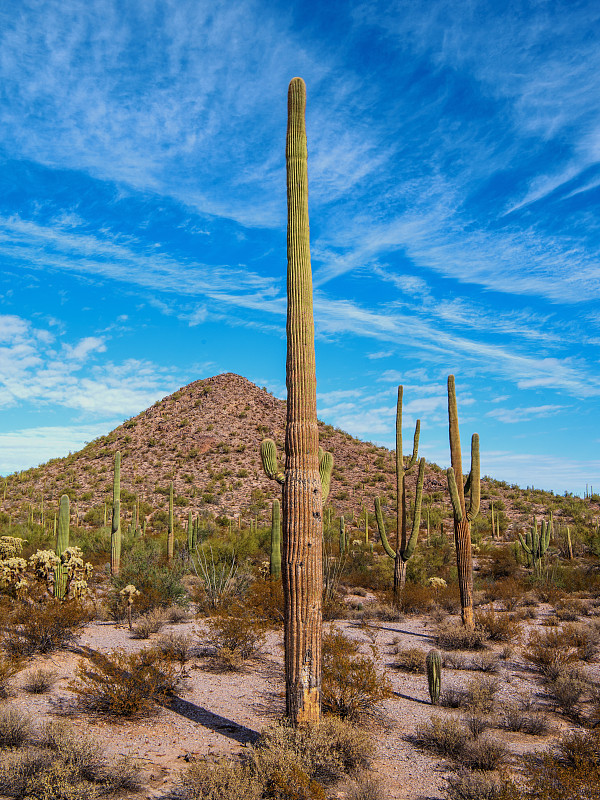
111, 451, 121, 576
446, 376, 480, 629
167, 482, 174, 561
259, 79, 332, 726
270, 498, 281, 580
426, 649, 442, 705
54, 494, 70, 599
374, 386, 425, 596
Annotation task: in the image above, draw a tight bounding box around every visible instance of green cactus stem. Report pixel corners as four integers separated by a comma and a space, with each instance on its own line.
446, 376, 480, 629
339, 516, 346, 555
363, 505, 369, 545
373, 386, 425, 596
111, 451, 121, 576
187, 510, 193, 553
54, 494, 70, 599
518, 514, 551, 576
566, 526, 573, 560
270, 499, 281, 580
167, 482, 174, 562
426, 649, 442, 705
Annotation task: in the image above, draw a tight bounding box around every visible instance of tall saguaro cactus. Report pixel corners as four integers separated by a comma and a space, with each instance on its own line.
259, 78, 332, 726
374, 386, 425, 596
446, 376, 480, 629
54, 494, 70, 599
111, 452, 121, 576
270, 498, 281, 580
167, 483, 174, 562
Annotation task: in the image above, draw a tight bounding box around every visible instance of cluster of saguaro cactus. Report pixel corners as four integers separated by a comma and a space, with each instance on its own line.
111, 452, 121, 576
446, 376, 480, 629
518, 514, 552, 576
374, 386, 425, 597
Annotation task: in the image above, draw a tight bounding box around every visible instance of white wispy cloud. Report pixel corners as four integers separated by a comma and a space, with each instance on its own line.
0, 423, 121, 476
486, 404, 565, 424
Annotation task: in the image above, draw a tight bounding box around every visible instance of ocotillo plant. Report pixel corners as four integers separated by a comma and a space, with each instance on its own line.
518, 514, 551, 577
167, 482, 174, 562
259, 77, 332, 726
446, 375, 480, 629
374, 386, 425, 596
111, 451, 121, 576
270, 498, 281, 580
54, 494, 70, 599
426, 649, 442, 705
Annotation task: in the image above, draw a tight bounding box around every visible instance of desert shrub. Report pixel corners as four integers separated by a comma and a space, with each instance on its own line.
546, 667, 589, 717
0, 706, 31, 748
22, 668, 57, 694
393, 647, 426, 673
70, 646, 185, 717
130, 607, 167, 639
321, 628, 392, 722
464, 676, 499, 713
204, 604, 267, 670
445, 771, 519, 800
111, 539, 187, 613
1, 600, 90, 657
523, 727, 600, 800
243, 577, 285, 625
500, 703, 550, 735
484, 577, 525, 611
179, 758, 262, 800
156, 632, 195, 665
461, 737, 508, 771
554, 598, 589, 621
483, 547, 519, 580
166, 605, 192, 624
413, 715, 468, 758
347, 771, 385, 800
0, 721, 142, 798
523, 627, 582, 679
435, 583, 462, 614
476, 609, 521, 642
436, 622, 488, 651
441, 688, 467, 709
463, 713, 489, 739
0, 656, 23, 698
398, 583, 434, 615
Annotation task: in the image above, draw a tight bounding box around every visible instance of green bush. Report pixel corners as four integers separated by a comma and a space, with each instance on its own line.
110, 539, 187, 612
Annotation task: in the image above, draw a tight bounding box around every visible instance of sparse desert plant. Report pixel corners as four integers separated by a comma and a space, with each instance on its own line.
546, 667, 589, 717
204, 604, 267, 670
111, 538, 187, 613
1, 599, 90, 657
445, 771, 518, 799
0, 706, 31, 748
70, 646, 185, 717
321, 628, 392, 721
436, 621, 488, 651
156, 631, 195, 665
464, 676, 499, 713
500, 703, 550, 735
347, 771, 385, 800
523, 627, 582, 679
179, 758, 262, 800
522, 727, 600, 800
461, 736, 508, 771
398, 582, 434, 614
476, 609, 521, 642
413, 715, 469, 758
393, 646, 426, 673
130, 607, 167, 639
22, 667, 57, 694
0, 656, 23, 698
463, 713, 489, 739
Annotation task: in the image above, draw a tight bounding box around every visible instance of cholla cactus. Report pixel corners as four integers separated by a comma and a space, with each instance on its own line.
120, 583, 140, 629
0, 557, 27, 589
29, 550, 60, 584
28, 547, 92, 600
0, 537, 26, 559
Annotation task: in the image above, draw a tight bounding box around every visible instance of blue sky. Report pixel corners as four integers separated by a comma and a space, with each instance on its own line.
1, 0, 599, 493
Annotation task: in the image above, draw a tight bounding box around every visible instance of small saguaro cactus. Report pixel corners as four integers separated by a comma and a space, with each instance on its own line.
446, 375, 480, 629
373, 386, 425, 596
426, 649, 442, 705
187, 510, 193, 553
54, 494, 70, 600
270, 498, 281, 580
167, 482, 174, 562
111, 451, 121, 576
518, 514, 551, 577
339, 515, 346, 555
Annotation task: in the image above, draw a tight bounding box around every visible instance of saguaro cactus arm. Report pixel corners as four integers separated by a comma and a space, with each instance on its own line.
261, 439, 285, 485
466, 434, 480, 522
374, 497, 396, 559
447, 468, 464, 523
318, 448, 334, 503
403, 457, 426, 561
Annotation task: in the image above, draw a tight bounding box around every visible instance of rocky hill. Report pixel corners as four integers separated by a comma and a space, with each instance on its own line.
2, 373, 598, 542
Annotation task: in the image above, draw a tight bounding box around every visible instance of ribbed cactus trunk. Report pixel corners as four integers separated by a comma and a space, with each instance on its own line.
282, 77, 323, 726
447, 376, 479, 630
111, 451, 121, 576
167, 483, 174, 562
54, 494, 70, 599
